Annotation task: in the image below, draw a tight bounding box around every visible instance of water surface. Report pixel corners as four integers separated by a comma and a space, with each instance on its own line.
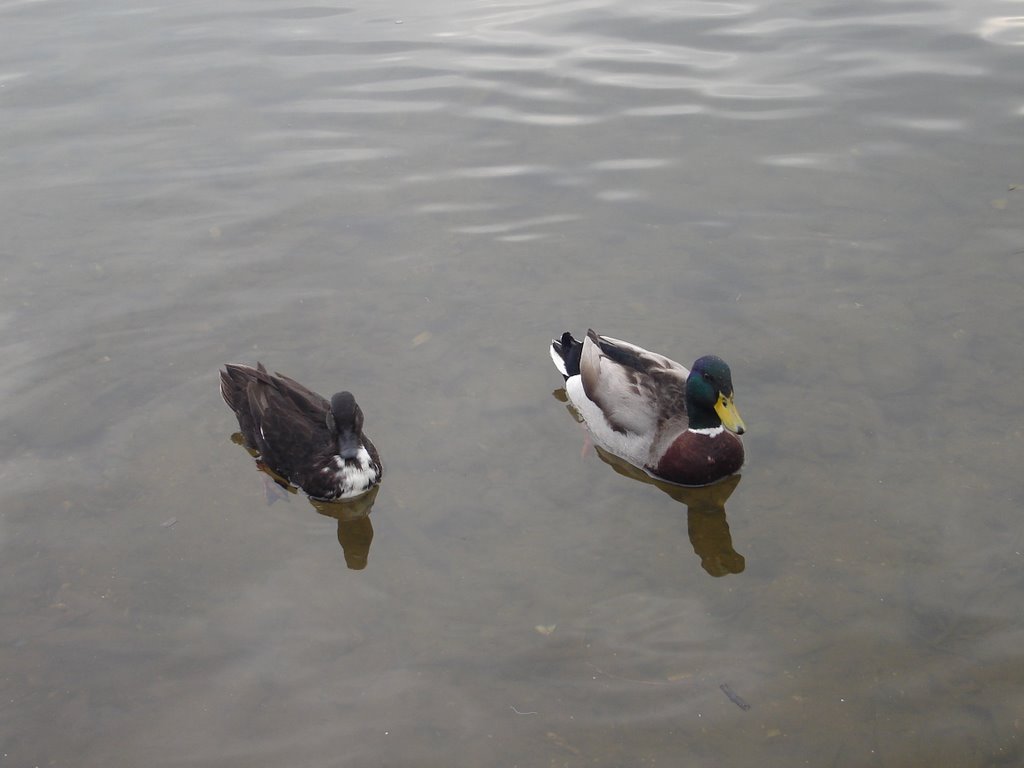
2, 0, 1023, 765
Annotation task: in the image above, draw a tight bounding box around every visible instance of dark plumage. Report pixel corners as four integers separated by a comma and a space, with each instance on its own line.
219, 363, 382, 501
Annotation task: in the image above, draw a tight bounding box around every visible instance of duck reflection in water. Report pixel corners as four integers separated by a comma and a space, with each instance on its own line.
309, 489, 377, 571
553, 390, 745, 577
229, 433, 379, 570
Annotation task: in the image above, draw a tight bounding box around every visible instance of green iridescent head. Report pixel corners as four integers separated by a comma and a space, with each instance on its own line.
686, 355, 746, 434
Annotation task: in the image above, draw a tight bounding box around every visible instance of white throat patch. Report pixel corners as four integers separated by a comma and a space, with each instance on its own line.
331, 447, 379, 498
689, 426, 725, 437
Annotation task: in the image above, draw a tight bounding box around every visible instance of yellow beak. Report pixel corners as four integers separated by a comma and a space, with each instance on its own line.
714, 393, 746, 435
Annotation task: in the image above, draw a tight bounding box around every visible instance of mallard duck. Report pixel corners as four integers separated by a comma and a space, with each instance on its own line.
219, 362, 382, 501
549, 330, 745, 487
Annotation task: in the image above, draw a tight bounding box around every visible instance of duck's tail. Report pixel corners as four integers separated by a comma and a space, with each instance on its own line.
549, 332, 583, 379
219, 362, 268, 412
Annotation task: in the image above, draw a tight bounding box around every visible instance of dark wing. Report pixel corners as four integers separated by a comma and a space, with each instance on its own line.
591, 332, 691, 380
244, 370, 333, 481
272, 370, 331, 415
220, 363, 269, 447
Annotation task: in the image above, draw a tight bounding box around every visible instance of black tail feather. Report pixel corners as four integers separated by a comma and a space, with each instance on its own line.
551, 331, 584, 378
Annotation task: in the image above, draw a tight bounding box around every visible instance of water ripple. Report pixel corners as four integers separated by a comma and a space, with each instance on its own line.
404, 164, 555, 184
280, 97, 447, 115
452, 213, 580, 235
977, 15, 1024, 45
466, 104, 603, 126
589, 158, 673, 171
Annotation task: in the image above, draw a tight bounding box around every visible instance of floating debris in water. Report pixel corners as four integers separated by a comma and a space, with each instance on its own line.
161, 517, 177, 528
720, 683, 751, 710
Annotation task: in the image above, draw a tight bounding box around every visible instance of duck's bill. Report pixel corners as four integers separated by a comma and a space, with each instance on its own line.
715, 393, 746, 435
337, 431, 362, 460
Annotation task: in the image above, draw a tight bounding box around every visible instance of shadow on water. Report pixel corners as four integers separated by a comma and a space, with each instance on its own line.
552, 389, 745, 578
229, 432, 379, 570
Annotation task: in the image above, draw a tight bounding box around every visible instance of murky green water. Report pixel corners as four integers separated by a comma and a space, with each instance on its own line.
2, 0, 1023, 765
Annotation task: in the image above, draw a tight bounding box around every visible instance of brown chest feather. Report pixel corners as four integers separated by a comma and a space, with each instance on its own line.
652, 431, 744, 486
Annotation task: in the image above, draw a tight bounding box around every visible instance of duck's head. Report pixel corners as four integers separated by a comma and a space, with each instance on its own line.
686, 356, 746, 435
326, 391, 366, 459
